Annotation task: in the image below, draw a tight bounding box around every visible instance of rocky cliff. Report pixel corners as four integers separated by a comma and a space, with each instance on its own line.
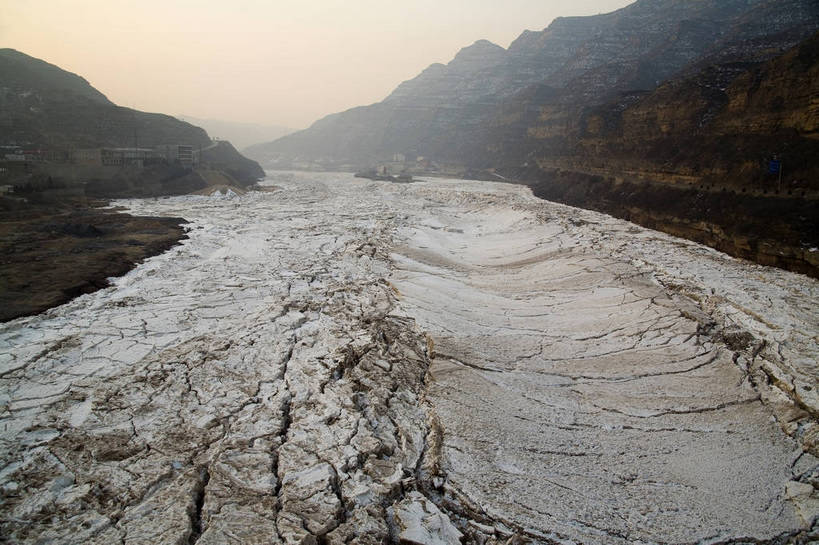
246, 0, 819, 276
518, 32, 819, 277
538, 30, 819, 190
247, 0, 819, 169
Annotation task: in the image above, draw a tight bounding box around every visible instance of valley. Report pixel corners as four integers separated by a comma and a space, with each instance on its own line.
1, 173, 816, 544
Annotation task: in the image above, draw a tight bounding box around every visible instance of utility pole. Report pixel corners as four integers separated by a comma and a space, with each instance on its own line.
132, 108, 138, 149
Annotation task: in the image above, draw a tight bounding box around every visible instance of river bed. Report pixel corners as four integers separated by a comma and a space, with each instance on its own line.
1, 171, 817, 544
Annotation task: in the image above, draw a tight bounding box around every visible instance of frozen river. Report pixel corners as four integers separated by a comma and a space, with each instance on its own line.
1, 171, 817, 544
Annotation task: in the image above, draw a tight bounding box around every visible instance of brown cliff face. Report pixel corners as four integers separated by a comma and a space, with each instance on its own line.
516, 33, 819, 278
576, 31, 819, 188
715, 38, 819, 139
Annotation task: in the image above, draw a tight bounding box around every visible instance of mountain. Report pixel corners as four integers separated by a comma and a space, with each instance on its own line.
250, 0, 819, 170
562, 30, 819, 187
0, 48, 110, 104
200, 140, 265, 184
0, 48, 211, 149
176, 115, 295, 151
248, 0, 819, 276
0, 48, 264, 186
519, 30, 819, 276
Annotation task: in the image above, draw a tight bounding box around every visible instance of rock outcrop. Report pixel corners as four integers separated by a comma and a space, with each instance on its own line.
200, 140, 266, 185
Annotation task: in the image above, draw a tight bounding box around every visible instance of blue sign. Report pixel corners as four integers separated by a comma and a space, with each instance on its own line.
769, 160, 781, 174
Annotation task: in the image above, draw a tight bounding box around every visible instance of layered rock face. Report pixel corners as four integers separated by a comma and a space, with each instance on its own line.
521, 32, 819, 277
567, 31, 819, 186
1, 173, 816, 543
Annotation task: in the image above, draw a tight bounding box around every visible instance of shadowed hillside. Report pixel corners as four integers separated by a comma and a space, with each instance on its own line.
0, 48, 264, 188
247, 0, 819, 170
0, 50, 265, 321
0, 48, 211, 149
245, 0, 819, 276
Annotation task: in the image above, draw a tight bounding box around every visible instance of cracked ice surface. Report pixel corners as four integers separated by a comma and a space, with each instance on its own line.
0, 173, 436, 544
0, 172, 817, 544
388, 179, 819, 543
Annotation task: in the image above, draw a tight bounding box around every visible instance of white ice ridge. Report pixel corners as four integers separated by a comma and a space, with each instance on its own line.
0, 171, 817, 544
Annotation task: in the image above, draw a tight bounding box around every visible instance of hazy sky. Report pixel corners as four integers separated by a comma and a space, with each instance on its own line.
2, 0, 633, 129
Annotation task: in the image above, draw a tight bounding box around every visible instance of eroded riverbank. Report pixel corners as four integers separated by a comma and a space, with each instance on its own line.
0, 202, 188, 323
0, 172, 817, 544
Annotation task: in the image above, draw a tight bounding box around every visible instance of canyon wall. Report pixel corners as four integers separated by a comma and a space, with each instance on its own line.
245, 0, 819, 276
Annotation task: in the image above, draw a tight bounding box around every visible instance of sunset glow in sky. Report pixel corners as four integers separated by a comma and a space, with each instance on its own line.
2, 0, 634, 129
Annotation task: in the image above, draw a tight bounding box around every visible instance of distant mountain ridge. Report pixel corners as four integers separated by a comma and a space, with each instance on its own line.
176, 115, 295, 151
246, 0, 819, 168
